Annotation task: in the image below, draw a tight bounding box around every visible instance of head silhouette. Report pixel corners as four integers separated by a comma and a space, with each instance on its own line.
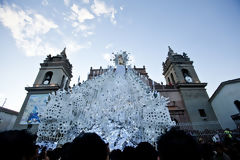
0, 130, 37, 160
157, 128, 201, 160
68, 132, 109, 160
136, 142, 157, 160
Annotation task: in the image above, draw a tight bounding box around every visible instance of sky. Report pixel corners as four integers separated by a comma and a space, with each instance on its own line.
0, 0, 239, 112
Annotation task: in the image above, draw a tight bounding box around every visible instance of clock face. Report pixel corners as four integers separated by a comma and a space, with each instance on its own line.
185, 76, 192, 83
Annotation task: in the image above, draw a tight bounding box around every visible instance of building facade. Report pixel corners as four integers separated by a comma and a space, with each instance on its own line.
88, 47, 220, 130
210, 78, 240, 130
161, 47, 220, 130
14, 48, 72, 133
15, 47, 221, 133
0, 107, 18, 132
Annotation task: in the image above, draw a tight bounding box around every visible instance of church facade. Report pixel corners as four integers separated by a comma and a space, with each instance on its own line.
161, 47, 220, 130
14, 47, 220, 133
14, 48, 73, 133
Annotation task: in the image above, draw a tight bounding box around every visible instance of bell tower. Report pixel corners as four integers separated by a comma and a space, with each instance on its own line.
32, 48, 72, 89
162, 46, 201, 85
162, 46, 220, 130
14, 48, 72, 133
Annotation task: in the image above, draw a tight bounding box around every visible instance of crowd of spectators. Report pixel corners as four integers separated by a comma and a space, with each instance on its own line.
0, 127, 239, 160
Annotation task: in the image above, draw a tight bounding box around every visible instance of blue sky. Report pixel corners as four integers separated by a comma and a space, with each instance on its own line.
0, 0, 239, 111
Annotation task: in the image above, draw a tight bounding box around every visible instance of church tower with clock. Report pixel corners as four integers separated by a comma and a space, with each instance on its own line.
14, 48, 72, 133
162, 46, 201, 85
162, 47, 220, 130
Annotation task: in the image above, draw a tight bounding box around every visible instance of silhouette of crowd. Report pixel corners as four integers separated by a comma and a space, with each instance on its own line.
0, 128, 239, 160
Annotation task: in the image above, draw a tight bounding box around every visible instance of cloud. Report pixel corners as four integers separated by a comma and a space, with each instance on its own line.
64, 0, 70, 6
71, 23, 95, 37
82, 0, 89, 4
91, 0, 117, 24
120, 6, 123, 11
0, 4, 58, 56
73, 23, 87, 30
66, 1, 118, 36
73, 24, 93, 32
70, 4, 95, 23
65, 40, 92, 54
103, 53, 112, 62
128, 54, 135, 65
42, 0, 48, 6
68, 4, 95, 36
83, 31, 94, 37
105, 43, 113, 49
20, 39, 59, 56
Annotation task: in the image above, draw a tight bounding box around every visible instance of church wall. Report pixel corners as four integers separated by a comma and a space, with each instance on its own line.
14, 93, 31, 130
34, 67, 68, 86
14, 50, 72, 134
180, 88, 220, 130
211, 82, 240, 130
0, 110, 18, 132
173, 64, 200, 83
159, 89, 191, 123
14, 91, 51, 133
164, 65, 174, 84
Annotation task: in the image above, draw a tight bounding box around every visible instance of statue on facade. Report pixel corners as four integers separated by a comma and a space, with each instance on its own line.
46, 54, 52, 61
183, 52, 188, 58
112, 51, 129, 66
118, 55, 124, 65
60, 47, 66, 58
168, 46, 174, 56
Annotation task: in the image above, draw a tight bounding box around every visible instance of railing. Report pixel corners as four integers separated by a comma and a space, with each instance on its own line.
174, 122, 240, 141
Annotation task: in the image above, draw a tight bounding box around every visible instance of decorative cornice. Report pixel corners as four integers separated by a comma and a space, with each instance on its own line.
25, 85, 60, 92
176, 83, 207, 88
0, 107, 18, 116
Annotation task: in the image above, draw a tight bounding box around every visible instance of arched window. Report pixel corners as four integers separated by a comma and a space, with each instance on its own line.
42, 71, 53, 85
234, 100, 240, 112
198, 109, 207, 117
61, 75, 65, 88
168, 77, 171, 85
170, 73, 175, 84
182, 69, 193, 83
182, 69, 190, 77
65, 79, 69, 90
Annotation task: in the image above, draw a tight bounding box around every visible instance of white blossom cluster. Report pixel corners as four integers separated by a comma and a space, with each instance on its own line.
37, 64, 174, 150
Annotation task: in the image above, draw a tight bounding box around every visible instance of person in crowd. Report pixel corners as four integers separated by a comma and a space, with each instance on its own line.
198, 137, 214, 160
66, 132, 109, 160
110, 149, 123, 160
224, 128, 233, 145
135, 142, 158, 160
0, 130, 37, 160
122, 146, 136, 160
32, 145, 40, 160
39, 146, 49, 160
157, 128, 201, 160
48, 147, 62, 160
60, 142, 72, 160
213, 143, 231, 160
224, 128, 232, 139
